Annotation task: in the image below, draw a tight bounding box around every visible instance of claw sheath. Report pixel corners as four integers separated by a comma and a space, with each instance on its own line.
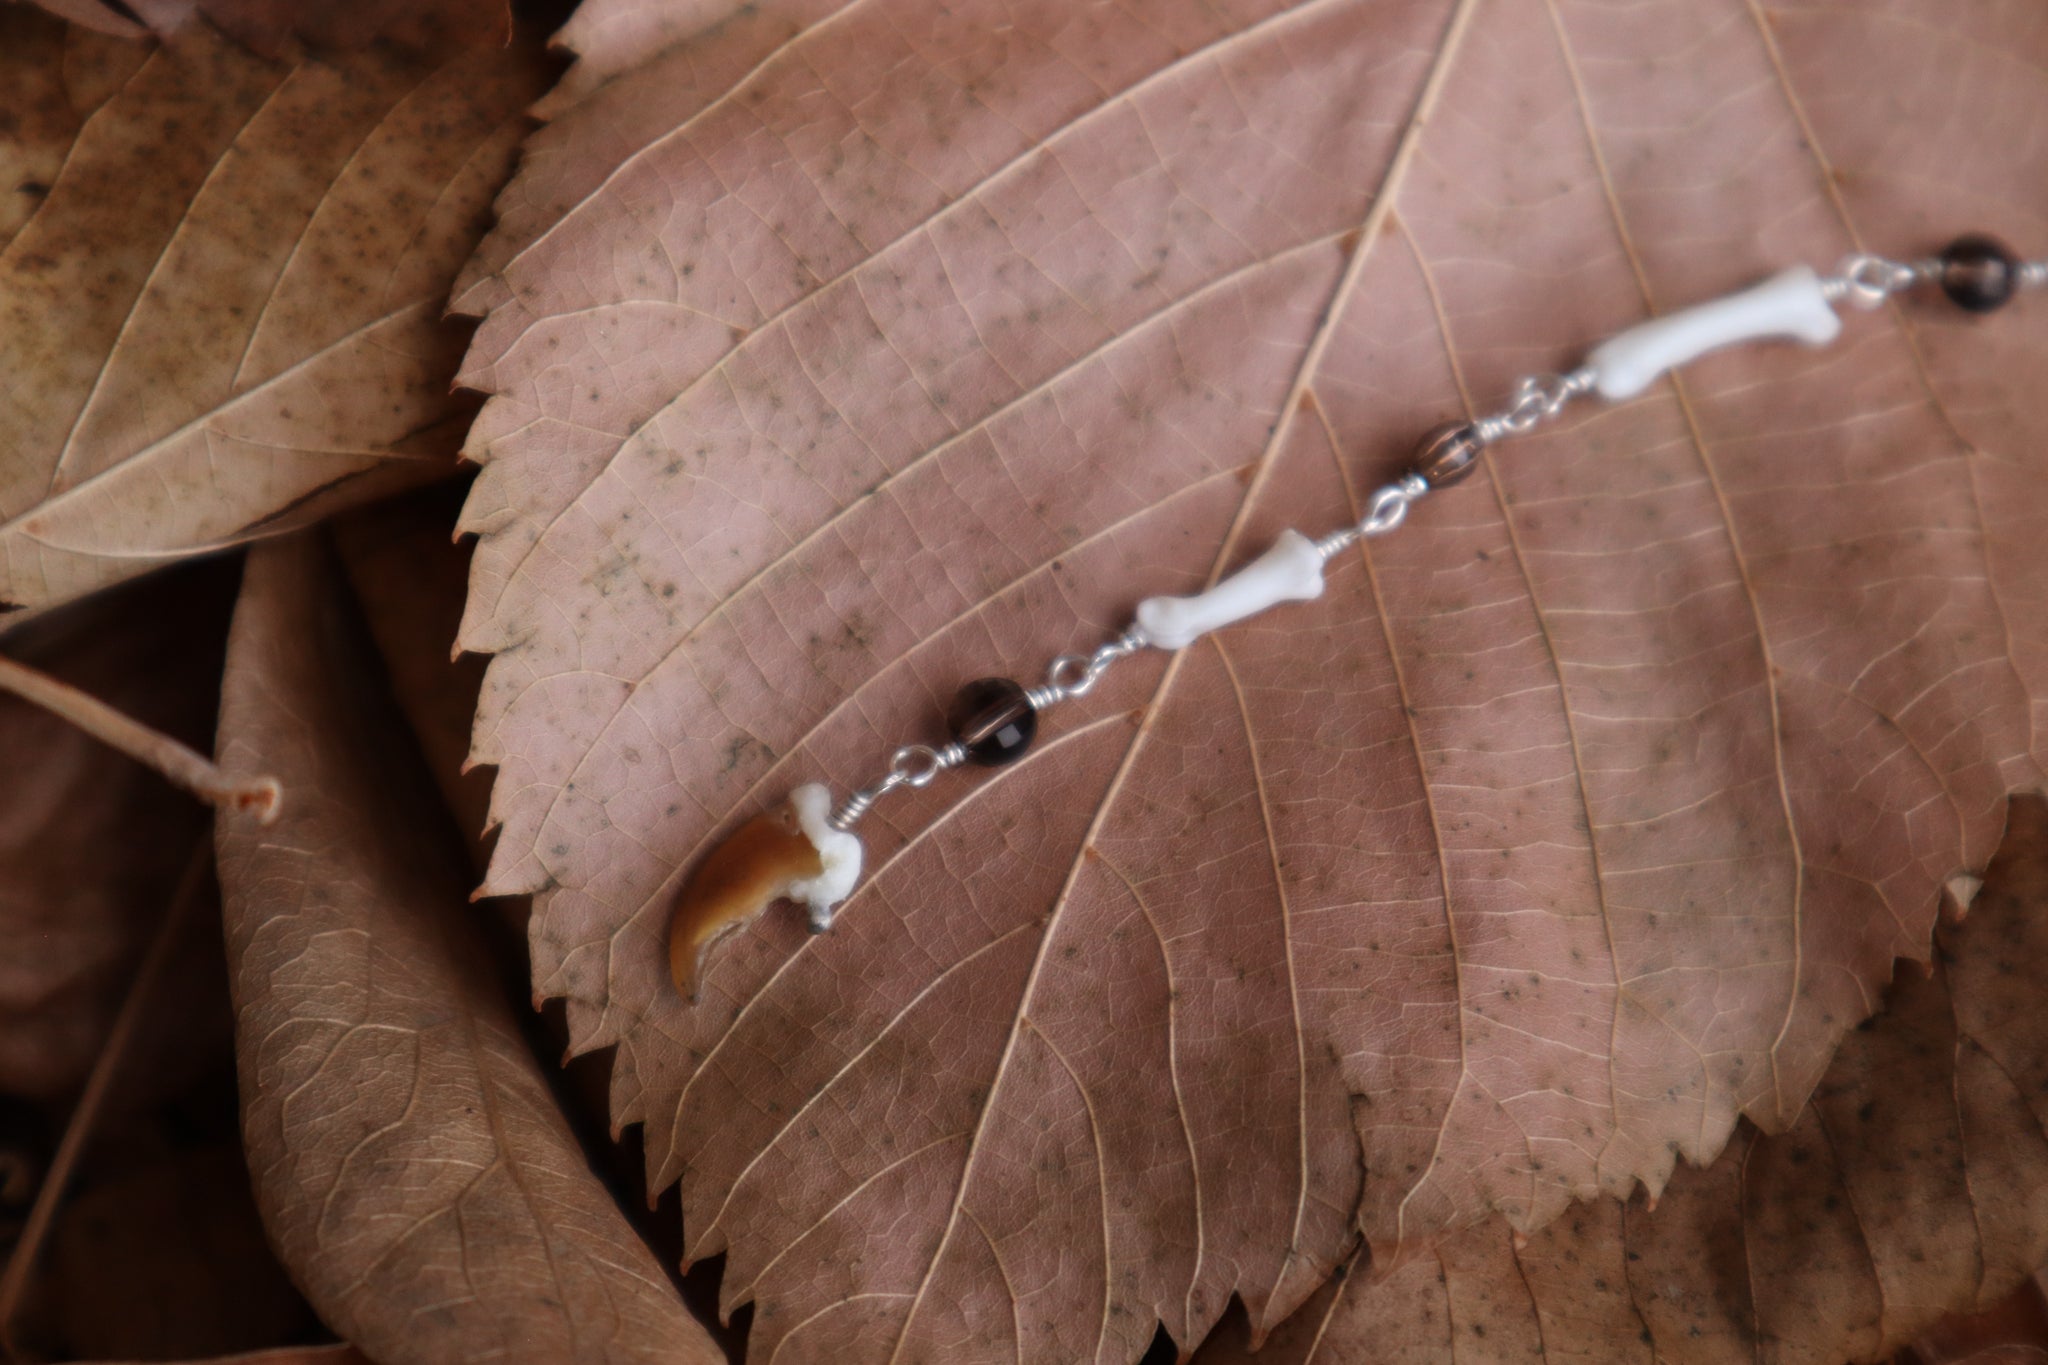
667, 801, 823, 1000
665, 783, 863, 1000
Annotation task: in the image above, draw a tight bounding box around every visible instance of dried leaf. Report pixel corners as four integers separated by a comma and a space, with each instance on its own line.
16, 0, 513, 54
0, 10, 146, 250
0, 560, 235, 1100
175, 0, 509, 55
1913, 1276, 2048, 1365
0, 8, 547, 611
333, 486, 641, 1186
68, 1349, 371, 1365
8, 0, 149, 41
1191, 796, 2048, 1364
215, 535, 723, 1365
453, 0, 2048, 1359
43, 1143, 313, 1360
332, 483, 496, 859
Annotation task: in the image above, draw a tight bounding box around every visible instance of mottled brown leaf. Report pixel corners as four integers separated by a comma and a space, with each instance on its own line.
8, 0, 149, 40
16, 0, 512, 55
0, 10, 145, 250
214, 535, 724, 1365
171, 0, 510, 56
452, 0, 2048, 1360
1193, 796, 2048, 1365
0, 9, 547, 611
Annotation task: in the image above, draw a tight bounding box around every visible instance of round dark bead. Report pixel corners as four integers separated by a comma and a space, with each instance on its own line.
1411, 421, 1485, 488
1939, 233, 2022, 313
948, 677, 1037, 767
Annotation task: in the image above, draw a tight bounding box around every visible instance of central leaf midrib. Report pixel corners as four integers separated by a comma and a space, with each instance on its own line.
877, 1, 1488, 1355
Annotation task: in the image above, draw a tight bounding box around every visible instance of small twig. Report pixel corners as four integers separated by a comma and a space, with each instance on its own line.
0, 653, 280, 823
0, 842, 213, 1352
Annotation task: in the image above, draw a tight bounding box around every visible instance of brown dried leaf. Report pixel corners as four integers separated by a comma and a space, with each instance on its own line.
68, 1350, 370, 1365
7, 0, 148, 40
214, 535, 725, 1365
0, 10, 145, 250
1912, 1276, 2048, 1365
333, 483, 496, 860
167, 0, 510, 56
0, 8, 547, 612
453, 0, 2048, 1359
0, 560, 235, 1101
43, 1143, 313, 1360
15, 0, 513, 55
1192, 796, 2048, 1365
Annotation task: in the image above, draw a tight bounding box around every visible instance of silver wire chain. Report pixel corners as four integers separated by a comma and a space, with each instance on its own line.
1315, 473, 1427, 559
1474, 368, 1597, 443
1025, 624, 1149, 711
830, 742, 968, 830
831, 624, 1150, 829
835, 371, 1591, 828
828, 244, 2036, 832
1820, 252, 1933, 309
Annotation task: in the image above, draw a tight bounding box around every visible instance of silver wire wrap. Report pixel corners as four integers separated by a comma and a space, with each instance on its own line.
1315, 472, 1429, 559
1026, 624, 1150, 712
1474, 368, 1598, 444
824, 243, 2032, 833
830, 742, 967, 830
831, 623, 1152, 829
1820, 252, 1935, 309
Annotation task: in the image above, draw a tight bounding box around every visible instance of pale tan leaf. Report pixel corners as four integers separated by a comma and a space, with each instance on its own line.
1192, 797, 2048, 1364
452, 1, 2048, 1360
215, 535, 725, 1365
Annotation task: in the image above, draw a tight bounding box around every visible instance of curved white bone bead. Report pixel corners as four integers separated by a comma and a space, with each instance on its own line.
1135, 529, 1325, 651
1586, 265, 1842, 401
787, 782, 863, 932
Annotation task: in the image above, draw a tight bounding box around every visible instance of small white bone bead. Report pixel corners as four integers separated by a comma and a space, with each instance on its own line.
1586, 265, 1842, 401
1135, 529, 1325, 651
786, 782, 863, 931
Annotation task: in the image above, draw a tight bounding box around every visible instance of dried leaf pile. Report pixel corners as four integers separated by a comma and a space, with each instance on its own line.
0, 1, 2044, 1363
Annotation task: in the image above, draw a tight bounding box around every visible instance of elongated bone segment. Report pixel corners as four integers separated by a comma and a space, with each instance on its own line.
1586, 265, 1841, 400
1135, 529, 1326, 651
667, 783, 862, 999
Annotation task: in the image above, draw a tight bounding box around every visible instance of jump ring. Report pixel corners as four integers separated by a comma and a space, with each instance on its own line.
1046, 654, 1095, 697
888, 745, 944, 787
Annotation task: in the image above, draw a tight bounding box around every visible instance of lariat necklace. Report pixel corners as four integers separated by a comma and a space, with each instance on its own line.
666, 233, 2043, 1000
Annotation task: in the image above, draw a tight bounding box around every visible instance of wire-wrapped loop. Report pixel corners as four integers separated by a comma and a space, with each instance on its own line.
1824, 253, 1922, 309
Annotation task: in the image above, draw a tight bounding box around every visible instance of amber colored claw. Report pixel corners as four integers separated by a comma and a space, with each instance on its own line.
667, 799, 825, 1000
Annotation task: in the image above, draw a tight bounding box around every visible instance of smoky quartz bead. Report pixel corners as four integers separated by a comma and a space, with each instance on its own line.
947, 677, 1037, 766
1938, 234, 2022, 313
1411, 421, 1485, 488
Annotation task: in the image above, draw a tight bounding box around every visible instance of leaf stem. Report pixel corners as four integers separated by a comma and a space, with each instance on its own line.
0, 653, 280, 822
